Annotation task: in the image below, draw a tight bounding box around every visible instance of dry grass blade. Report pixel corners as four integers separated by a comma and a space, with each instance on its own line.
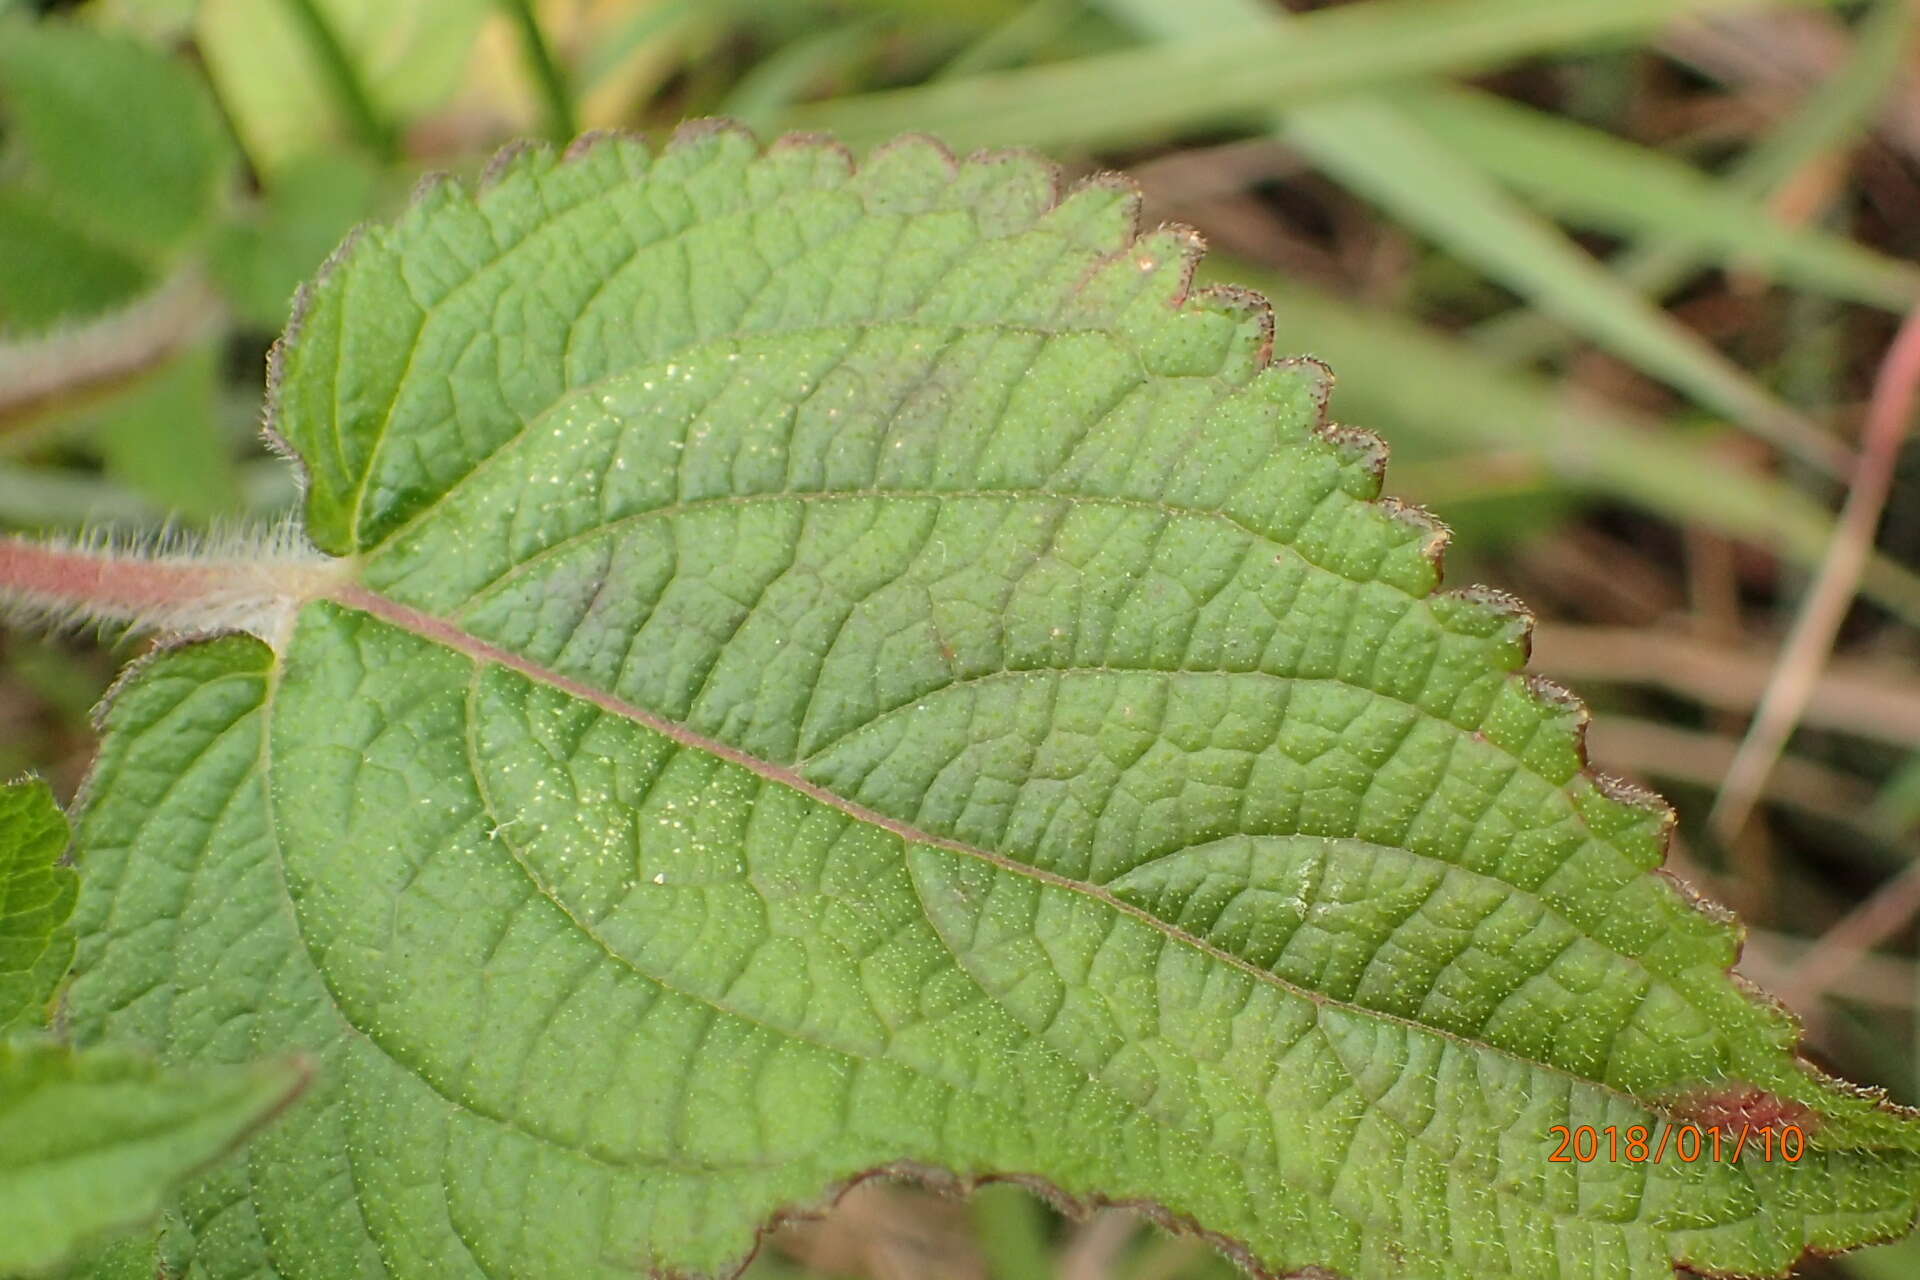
1059, 1210, 1138, 1280
1710, 307, 1920, 842
1585, 716, 1877, 826
1527, 624, 1920, 748
1663, 6, 1920, 165
1774, 858, 1920, 1012
772, 1181, 987, 1280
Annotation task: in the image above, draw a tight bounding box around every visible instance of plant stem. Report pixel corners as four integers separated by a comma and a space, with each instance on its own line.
0, 540, 237, 621
0, 535, 340, 643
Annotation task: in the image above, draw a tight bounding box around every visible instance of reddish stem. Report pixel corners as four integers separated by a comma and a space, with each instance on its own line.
0, 540, 234, 617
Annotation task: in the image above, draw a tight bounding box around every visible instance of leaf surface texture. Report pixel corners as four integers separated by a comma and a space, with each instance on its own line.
0, 779, 75, 1035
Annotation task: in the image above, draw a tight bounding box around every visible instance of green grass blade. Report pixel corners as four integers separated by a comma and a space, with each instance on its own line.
722, 20, 888, 135
936, 0, 1083, 79
1473, 0, 1915, 363
1279, 102, 1848, 473
275, 0, 396, 159
1407, 84, 1920, 312
576, 0, 700, 93
1093, 0, 1851, 473
787, 0, 1826, 152
496, 0, 577, 143
1707, 0, 1915, 196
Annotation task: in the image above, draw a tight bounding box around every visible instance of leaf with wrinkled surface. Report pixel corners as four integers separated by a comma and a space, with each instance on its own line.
0, 778, 75, 1034
0, 1036, 306, 1275
47, 126, 1920, 1279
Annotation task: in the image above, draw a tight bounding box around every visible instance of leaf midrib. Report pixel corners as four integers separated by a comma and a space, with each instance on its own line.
321, 581, 1742, 1266
455, 665, 1080, 1176
419, 485, 1644, 954
325, 580, 1686, 1122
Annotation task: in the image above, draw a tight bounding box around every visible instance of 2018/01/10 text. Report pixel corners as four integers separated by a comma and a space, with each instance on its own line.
1547, 1124, 1806, 1165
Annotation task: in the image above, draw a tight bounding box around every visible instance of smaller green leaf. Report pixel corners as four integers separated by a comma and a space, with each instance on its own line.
0, 195, 148, 333
0, 20, 232, 263
0, 779, 75, 1035
43, 1209, 189, 1280
0, 18, 232, 335
0, 781, 300, 1275
0, 1038, 309, 1275
89, 345, 242, 522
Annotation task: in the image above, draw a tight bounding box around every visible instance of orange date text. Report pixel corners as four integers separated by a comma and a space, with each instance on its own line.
1547, 1123, 1805, 1164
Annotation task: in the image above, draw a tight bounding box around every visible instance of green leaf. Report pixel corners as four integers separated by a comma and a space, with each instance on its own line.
54, 1209, 192, 1280
88, 345, 243, 523
0, 19, 232, 329
57, 129, 1920, 1279
0, 779, 300, 1275
0, 1037, 308, 1275
0, 195, 149, 334
0, 779, 76, 1034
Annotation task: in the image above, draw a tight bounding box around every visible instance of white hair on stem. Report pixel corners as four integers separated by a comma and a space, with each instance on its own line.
0, 514, 347, 651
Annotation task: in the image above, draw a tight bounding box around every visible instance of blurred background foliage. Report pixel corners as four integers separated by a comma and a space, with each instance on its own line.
3, 0, 1920, 1275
